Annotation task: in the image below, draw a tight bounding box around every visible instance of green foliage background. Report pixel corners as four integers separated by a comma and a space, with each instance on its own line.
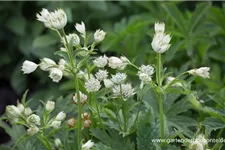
0, 1, 225, 150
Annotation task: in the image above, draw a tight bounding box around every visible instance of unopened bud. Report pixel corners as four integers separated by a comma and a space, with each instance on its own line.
83, 119, 91, 128
67, 117, 76, 128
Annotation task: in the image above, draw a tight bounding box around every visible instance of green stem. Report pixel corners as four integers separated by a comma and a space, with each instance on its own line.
120, 84, 127, 133
158, 93, 164, 140
157, 53, 162, 86
163, 72, 188, 90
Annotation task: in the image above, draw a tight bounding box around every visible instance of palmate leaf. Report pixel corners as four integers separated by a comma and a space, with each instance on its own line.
137, 110, 160, 150
202, 117, 225, 136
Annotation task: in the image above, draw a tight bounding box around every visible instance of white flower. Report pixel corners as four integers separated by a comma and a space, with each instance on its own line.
51, 121, 61, 129
24, 107, 32, 116
36, 8, 67, 29
112, 83, 134, 100
94, 29, 106, 42
93, 55, 108, 68
85, 78, 101, 92
58, 59, 66, 71
39, 58, 56, 71
56, 111, 66, 121
46, 101, 55, 112
188, 67, 210, 79
139, 65, 154, 76
108, 56, 127, 70
17, 103, 24, 113
73, 91, 88, 105
27, 114, 41, 126
49, 68, 63, 83
21, 60, 38, 74
62, 33, 80, 46
60, 47, 67, 52
196, 134, 208, 146
103, 79, 114, 88
111, 73, 127, 84
6, 105, 21, 118
27, 126, 39, 136
95, 69, 108, 81
188, 140, 204, 150
155, 22, 165, 33
55, 138, 62, 147
166, 76, 182, 87
75, 21, 85, 35
151, 32, 171, 53
82, 140, 94, 150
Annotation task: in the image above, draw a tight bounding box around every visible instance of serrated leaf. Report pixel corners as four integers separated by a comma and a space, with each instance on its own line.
202, 117, 225, 136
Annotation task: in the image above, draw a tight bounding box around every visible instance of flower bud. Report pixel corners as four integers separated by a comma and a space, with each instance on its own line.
154, 22, 165, 33
81, 113, 90, 120
103, 79, 114, 88
108, 57, 127, 70
51, 121, 61, 129
39, 58, 56, 71
58, 59, 66, 71
27, 126, 39, 136
75, 21, 85, 35
55, 138, 62, 147
188, 140, 204, 150
24, 107, 32, 116
67, 117, 76, 128
188, 67, 210, 79
111, 72, 127, 84
83, 119, 91, 128
95, 69, 108, 81
82, 140, 94, 150
49, 68, 63, 83
26, 114, 41, 126
73, 92, 88, 105
62, 33, 80, 46
93, 55, 108, 68
21, 60, 38, 74
17, 103, 25, 113
94, 29, 106, 42
45, 101, 55, 112
56, 111, 66, 121
6, 105, 21, 118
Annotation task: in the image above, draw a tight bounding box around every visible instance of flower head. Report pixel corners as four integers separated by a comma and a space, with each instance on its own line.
85, 78, 101, 92
151, 32, 171, 53
27, 126, 39, 136
62, 33, 80, 46
188, 67, 210, 79
155, 22, 165, 33
46, 101, 55, 112
188, 140, 204, 150
51, 120, 61, 129
27, 114, 41, 126
75, 21, 85, 35
82, 140, 94, 150
6, 105, 21, 119
111, 73, 127, 84
93, 55, 108, 68
56, 111, 66, 121
21, 60, 38, 74
112, 83, 134, 100
39, 58, 56, 71
108, 56, 128, 70
24, 107, 32, 116
17, 103, 24, 113
37, 8, 67, 29
95, 69, 108, 81
58, 59, 66, 71
49, 68, 63, 83
67, 117, 76, 128
94, 29, 106, 42
55, 138, 62, 147
83, 119, 91, 128
73, 92, 88, 105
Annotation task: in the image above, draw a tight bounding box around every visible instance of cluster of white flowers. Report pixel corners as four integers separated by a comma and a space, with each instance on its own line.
111, 72, 127, 84
95, 69, 108, 81
166, 76, 182, 87
188, 67, 210, 79
188, 134, 208, 150
73, 91, 88, 105
36, 9, 67, 29
85, 77, 101, 92
151, 22, 171, 53
112, 83, 134, 100
82, 140, 94, 150
93, 55, 108, 68
137, 65, 154, 88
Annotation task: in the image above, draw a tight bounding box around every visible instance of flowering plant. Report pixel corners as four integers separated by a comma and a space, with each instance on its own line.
1, 8, 222, 150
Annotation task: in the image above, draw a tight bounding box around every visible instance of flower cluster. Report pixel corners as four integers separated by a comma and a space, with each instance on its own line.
82, 112, 91, 128
151, 22, 171, 53
188, 67, 210, 79
188, 134, 208, 150
137, 65, 155, 88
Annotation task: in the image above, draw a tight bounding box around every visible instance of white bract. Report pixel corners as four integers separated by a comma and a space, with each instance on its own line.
6, 105, 21, 118
196, 134, 208, 147
39, 58, 56, 71
166, 76, 182, 87
51, 121, 61, 129
95, 69, 108, 81
27, 126, 39, 136
27, 114, 41, 126
188, 67, 210, 79
55, 138, 62, 147
58, 59, 66, 71
46, 101, 55, 112
85, 78, 101, 92
188, 140, 204, 150
56, 111, 66, 121
49, 68, 63, 83
103, 79, 114, 88
112, 83, 134, 100
36, 8, 67, 29
17, 103, 24, 113
108, 56, 128, 70
21, 60, 38, 74
62, 33, 80, 46
24, 107, 32, 116
155, 22, 165, 33
82, 140, 94, 150
137, 65, 154, 87
94, 29, 106, 42
111, 73, 127, 84
75, 21, 85, 35
93, 55, 108, 68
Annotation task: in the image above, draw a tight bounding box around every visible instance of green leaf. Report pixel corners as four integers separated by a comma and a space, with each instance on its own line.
87, 1, 108, 11
21, 90, 29, 105
202, 117, 225, 136
7, 16, 26, 36
188, 2, 211, 32
54, 50, 69, 61
12, 134, 30, 149
32, 35, 58, 48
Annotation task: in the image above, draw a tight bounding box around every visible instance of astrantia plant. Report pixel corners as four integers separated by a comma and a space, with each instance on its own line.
3, 8, 220, 150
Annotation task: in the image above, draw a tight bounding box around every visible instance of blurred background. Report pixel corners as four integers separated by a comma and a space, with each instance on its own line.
0, 1, 225, 144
